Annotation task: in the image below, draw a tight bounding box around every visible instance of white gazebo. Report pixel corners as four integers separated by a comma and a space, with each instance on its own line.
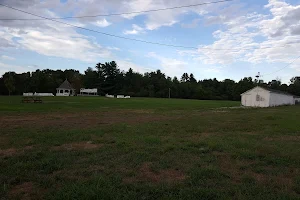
56, 79, 75, 96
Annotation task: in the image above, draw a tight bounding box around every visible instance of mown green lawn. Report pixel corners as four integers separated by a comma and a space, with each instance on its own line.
0, 96, 299, 199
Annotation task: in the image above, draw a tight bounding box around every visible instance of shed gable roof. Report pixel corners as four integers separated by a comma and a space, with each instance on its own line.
262, 87, 294, 96
241, 86, 294, 96
241, 86, 266, 96
57, 79, 74, 89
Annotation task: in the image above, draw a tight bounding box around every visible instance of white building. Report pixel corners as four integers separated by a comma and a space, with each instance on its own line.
79, 88, 98, 96
23, 92, 54, 96
56, 79, 75, 96
241, 86, 296, 107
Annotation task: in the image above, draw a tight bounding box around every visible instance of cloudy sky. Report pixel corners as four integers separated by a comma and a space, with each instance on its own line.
0, 0, 300, 83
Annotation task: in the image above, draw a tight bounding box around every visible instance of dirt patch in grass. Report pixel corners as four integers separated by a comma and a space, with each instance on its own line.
195, 132, 216, 139
0, 135, 10, 146
263, 136, 300, 141
214, 152, 296, 190
130, 109, 155, 114
51, 164, 105, 181
0, 110, 173, 130
0, 146, 33, 157
215, 153, 241, 183
0, 148, 17, 157
241, 131, 261, 135
123, 162, 186, 184
8, 182, 45, 200
212, 110, 229, 113
52, 141, 102, 151
175, 132, 216, 141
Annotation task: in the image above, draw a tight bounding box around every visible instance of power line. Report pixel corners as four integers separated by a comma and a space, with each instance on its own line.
262, 55, 300, 77
0, 3, 199, 49
0, 3, 299, 51
0, 0, 233, 20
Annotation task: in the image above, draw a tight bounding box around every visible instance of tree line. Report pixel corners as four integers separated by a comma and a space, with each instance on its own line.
1, 61, 300, 100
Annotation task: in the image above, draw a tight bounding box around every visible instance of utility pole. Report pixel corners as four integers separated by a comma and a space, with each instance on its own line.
168, 88, 171, 99
255, 72, 260, 86
256, 72, 261, 107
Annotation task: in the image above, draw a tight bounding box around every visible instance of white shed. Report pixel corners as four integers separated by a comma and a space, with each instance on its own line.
241, 86, 295, 107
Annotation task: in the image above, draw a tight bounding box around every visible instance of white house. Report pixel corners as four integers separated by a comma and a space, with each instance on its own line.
56, 79, 75, 96
241, 86, 295, 107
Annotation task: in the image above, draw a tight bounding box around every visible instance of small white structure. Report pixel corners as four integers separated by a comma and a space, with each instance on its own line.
116, 95, 125, 98
117, 95, 131, 99
105, 94, 114, 98
23, 92, 54, 96
105, 94, 131, 99
241, 86, 295, 107
23, 93, 34, 96
34, 93, 54, 96
56, 79, 75, 96
79, 88, 98, 96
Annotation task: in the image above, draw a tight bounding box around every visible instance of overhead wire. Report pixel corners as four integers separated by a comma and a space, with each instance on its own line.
0, 3, 296, 51
0, 3, 297, 51
1, 2, 299, 77
261, 55, 300, 77
0, 0, 233, 20
0, 2, 237, 50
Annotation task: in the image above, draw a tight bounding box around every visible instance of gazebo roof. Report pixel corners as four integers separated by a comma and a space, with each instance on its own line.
57, 79, 74, 89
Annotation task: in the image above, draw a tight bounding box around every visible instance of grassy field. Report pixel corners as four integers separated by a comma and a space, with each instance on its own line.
1, 96, 300, 199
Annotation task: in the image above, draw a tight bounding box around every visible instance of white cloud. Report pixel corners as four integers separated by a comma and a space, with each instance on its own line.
0, 2, 113, 63
1, 55, 15, 60
188, 0, 300, 75
123, 24, 145, 35
0, 0, 232, 34
121, 0, 231, 30
147, 52, 188, 77
0, 62, 32, 76
17, 29, 111, 62
94, 19, 112, 27
58, 0, 232, 31
146, 19, 177, 30
144, 8, 178, 30
181, 19, 201, 28
1, 0, 300, 82
116, 59, 152, 73
0, 0, 115, 64
0, 30, 16, 48
107, 46, 121, 51
290, 59, 300, 71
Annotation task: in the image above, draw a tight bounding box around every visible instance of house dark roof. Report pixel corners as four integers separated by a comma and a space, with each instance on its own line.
241, 86, 296, 97
57, 79, 74, 89
261, 87, 294, 96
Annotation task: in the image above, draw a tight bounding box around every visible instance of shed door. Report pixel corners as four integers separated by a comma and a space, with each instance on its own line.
243, 94, 251, 106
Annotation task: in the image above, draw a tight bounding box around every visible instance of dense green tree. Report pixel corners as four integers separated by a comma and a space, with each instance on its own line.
288, 77, 300, 96
181, 73, 189, 82
268, 79, 281, 90
189, 73, 197, 83
84, 67, 98, 89
4, 72, 16, 96
1, 61, 299, 100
